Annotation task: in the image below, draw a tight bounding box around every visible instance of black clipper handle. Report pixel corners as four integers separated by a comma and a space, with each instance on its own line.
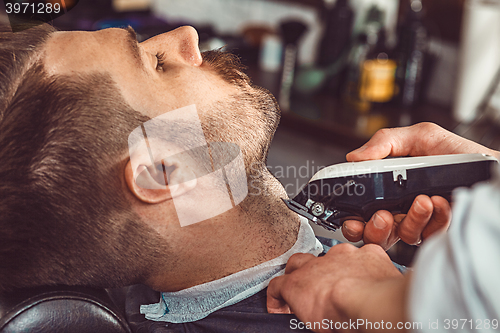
288, 159, 497, 231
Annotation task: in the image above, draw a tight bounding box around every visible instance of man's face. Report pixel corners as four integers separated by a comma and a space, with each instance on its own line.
38, 26, 288, 290
43, 26, 280, 166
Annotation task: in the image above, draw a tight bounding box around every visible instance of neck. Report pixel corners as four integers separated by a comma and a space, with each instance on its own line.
234, 181, 302, 266
146, 172, 301, 292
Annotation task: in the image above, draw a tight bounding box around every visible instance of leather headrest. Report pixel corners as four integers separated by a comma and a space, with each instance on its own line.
0, 285, 131, 333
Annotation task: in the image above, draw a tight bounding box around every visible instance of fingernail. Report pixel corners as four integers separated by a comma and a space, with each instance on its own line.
414, 199, 427, 214
352, 145, 367, 154
373, 213, 387, 229
343, 225, 357, 237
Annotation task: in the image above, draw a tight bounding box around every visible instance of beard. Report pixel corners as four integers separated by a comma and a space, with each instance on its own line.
195, 56, 297, 245
197, 50, 291, 222
199, 50, 281, 173
199, 88, 280, 168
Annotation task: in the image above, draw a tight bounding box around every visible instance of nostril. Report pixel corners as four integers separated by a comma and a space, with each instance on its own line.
181, 44, 202, 66
176, 26, 202, 66
143, 26, 202, 67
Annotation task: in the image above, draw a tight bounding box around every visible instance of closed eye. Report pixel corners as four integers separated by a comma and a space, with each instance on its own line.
156, 52, 166, 71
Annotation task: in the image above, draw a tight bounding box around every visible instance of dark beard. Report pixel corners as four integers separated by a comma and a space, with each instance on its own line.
194, 51, 299, 242
130, 49, 284, 205
195, 61, 298, 242
199, 88, 280, 167
198, 87, 286, 214
200, 49, 281, 169
201, 49, 251, 88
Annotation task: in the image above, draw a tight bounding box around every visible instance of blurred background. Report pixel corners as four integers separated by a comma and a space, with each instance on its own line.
2, 0, 500, 264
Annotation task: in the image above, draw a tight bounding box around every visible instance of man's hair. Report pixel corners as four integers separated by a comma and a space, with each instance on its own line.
0, 24, 165, 292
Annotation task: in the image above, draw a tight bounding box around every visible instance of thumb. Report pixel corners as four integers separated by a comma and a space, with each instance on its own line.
345, 127, 400, 162
346, 125, 420, 162
346, 142, 392, 162
267, 276, 292, 314
346, 124, 429, 162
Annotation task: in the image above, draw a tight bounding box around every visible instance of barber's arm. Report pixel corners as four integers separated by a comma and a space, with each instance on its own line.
267, 123, 500, 332
341, 122, 500, 249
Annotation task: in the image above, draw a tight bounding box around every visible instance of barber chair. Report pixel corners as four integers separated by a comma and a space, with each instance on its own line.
0, 285, 132, 333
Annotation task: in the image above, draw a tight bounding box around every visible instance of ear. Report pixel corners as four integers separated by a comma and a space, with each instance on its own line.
125, 159, 197, 204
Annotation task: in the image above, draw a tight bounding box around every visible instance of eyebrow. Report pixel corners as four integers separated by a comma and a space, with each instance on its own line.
121, 26, 147, 72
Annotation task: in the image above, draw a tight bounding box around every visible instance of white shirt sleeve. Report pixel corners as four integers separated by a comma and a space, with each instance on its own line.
409, 166, 500, 332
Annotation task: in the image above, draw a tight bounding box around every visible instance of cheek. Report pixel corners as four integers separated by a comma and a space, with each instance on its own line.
169, 70, 238, 105
120, 67, 239, 118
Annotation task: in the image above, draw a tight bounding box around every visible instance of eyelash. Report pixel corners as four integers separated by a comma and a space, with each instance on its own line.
155, 52, 166, 71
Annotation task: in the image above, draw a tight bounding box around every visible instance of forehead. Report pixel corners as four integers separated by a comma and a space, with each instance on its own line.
43, 28, 135, 76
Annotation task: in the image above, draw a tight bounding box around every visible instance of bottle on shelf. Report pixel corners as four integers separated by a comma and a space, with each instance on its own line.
317, 0, 355, 67
342, 5, 398, 136
358, 29, 398, 109
395, 0, 429, 124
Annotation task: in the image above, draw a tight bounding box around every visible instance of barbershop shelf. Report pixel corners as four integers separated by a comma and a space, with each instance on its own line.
271, 0, 323, 9
281, 100, 456, 151
279, 109, 368, 150
249, 69, 457, 151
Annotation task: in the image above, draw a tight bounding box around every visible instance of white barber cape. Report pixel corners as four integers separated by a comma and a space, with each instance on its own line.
140, 216, 323, 323
409, 164, 500, 332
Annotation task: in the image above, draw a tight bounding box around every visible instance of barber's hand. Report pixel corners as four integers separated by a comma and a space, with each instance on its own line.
267, 244, 405, 332
341, 122, 499, 249
343, 194, 451, 250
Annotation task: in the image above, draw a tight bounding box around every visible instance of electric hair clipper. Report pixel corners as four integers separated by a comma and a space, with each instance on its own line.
283, 154, 498, 231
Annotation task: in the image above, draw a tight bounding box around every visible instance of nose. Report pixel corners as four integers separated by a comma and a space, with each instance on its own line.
142, 26, 202, 66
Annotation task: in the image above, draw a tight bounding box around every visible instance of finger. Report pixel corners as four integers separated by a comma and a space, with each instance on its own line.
398, 195, 433, 245
284, 253, 316, 274
346, 123, 459, 162
361, 244, 404, 277
342, 220, 365, 242
361, 243, 391, 257
267, 276, 292, 314
421, 196, 452, 240
362, 210, 394, 249
346, 126, 415, 162
325, 242, 358, 257
347, 122, 497, 162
